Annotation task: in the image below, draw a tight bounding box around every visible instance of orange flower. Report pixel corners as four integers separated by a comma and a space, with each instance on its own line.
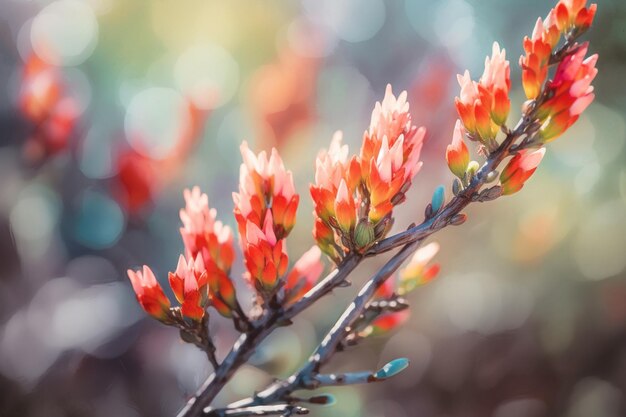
243, 213, 289, 291
446, 120, 470, 178
284, 246, 324, 304
168, 254, 209, 321
127, 266, 171, 320
500, 148, 546, 195
538, 43, 597, 142
313, 217, 338, 260
456, 43, 511, 142
180, 186, 238, 317
334, 179, 357, 232
554, 0, 597, 32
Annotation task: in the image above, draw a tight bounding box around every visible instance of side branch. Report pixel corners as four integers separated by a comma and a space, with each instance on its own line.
223, 239, 424, 409
176, 254, 361, 417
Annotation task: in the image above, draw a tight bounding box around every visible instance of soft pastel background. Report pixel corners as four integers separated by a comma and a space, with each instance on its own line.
1, 1, 625, 416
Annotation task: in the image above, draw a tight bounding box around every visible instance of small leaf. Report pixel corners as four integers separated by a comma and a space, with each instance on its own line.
450, 213, 467, 226
431, 186, 445, 213
375, 358, 410, 379
452, 178, 462, 196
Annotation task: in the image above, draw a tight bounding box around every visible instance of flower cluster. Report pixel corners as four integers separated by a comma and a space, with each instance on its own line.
448, 0, 596, 195
127, 187, 239, 322
455, 42, 511, 148
311, 85, 426, 260
128, 145, 326, 327
520, 0, 596, 100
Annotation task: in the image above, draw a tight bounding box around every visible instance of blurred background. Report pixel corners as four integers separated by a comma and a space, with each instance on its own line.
1, 0, 625, 416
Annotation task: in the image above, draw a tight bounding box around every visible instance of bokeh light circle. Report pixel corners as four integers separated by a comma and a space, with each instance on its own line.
174, 44, 239, 109
302, 0, 385, 43
574, 200, 626, 281
30, 0, 99, 66
124, 87, 192, 159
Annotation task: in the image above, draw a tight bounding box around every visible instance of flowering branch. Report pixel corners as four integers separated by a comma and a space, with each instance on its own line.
124, 1, 598, 416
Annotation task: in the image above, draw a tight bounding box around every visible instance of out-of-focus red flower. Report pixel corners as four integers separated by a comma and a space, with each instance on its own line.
538, 43, 597, 142
179, 187, 237, 317
456, 43, 511, 143
127, 265, 171, 321
113, 99, 209, 215
19, 54, 79, 162
398, 242, 440, 295
114, 146, 157, 214
367, 310, 411, 336
364, 243, 440, 337
500, 148, 546, 195
168, 254, 209, 321
284, 246, 324, 305
233, 143, 298, 297
248, 48, 319, 150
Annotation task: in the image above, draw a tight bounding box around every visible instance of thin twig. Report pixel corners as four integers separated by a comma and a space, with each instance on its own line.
204, 404, 308, 417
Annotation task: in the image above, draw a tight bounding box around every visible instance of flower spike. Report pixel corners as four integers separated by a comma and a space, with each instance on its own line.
234, 142, 297, 299
180, 186, 238, 317
311, 86, 426, 260
455, 42, 511, 145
